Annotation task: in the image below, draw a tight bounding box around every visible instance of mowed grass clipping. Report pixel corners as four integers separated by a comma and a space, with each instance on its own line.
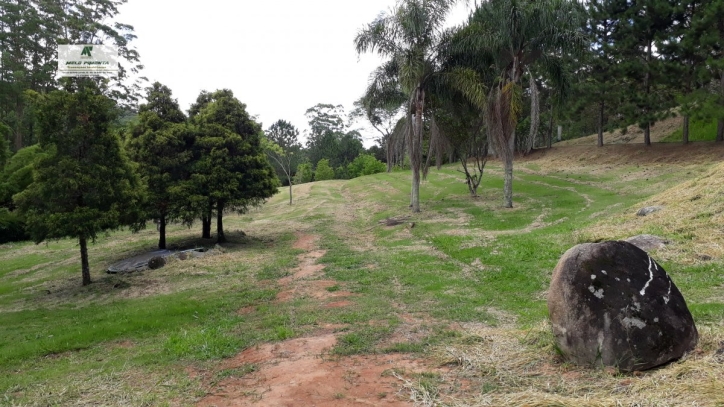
0, 149, 723, 406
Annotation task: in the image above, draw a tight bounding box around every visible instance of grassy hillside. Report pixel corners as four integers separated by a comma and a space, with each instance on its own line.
662, 118, 720, 143
1, 148, 723, 406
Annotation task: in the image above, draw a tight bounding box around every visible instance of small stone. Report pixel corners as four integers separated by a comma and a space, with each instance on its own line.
636, 206, 663, 216
625, 235, 669, 252
178, 252, 188, 260
147, 256, 166, 270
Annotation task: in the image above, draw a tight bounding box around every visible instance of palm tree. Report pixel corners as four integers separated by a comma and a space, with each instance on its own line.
355, 0, 485, 212
463, 0, 585, 208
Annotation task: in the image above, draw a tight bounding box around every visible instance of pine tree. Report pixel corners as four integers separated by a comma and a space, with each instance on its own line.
612, 0, 676, 145
585, 0, 625, 146
187, 89, 278, 243
15, 82, 144, 286
126, 82, 192, 249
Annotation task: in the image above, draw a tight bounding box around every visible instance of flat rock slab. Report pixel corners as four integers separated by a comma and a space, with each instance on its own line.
108, 250, 173, 273
107, 248, 205, 273
548, 241, 698, 371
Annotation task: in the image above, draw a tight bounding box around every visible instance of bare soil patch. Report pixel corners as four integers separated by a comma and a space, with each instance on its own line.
197, 334, 442, 407
203, 233, 440, 406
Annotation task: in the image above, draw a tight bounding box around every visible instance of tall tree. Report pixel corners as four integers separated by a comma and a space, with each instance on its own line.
585, 0, 623, 147
0, 0, 143, 150
264, 120, 301, 205
187, 89, 278, 243
14, 83, 144, 286
355, 0, 485, 212
463, 0, 585, 207
611, 0, 676, 146
126, 82, 191, 249
352, 82, 405, 172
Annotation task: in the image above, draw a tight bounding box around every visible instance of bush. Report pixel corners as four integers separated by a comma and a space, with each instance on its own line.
314, 159, 335, 181
0, 208, 30, 243
348, 154, 386, 178
293, 162, 314, 184
334, 165, 351, 180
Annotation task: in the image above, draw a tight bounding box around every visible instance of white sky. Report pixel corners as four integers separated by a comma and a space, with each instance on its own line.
118, 0, 471, 147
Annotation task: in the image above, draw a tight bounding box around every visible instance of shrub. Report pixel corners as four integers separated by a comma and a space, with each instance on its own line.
348, 154, 386, 178
0, 208, 29, 243
293, 162, 314, 184
314, 159, 335, 181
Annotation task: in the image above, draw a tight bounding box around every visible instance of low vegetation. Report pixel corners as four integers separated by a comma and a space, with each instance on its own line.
1, 147, 722, 406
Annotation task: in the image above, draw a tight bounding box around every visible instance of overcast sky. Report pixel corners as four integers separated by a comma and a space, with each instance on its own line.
117, 0, 470, 147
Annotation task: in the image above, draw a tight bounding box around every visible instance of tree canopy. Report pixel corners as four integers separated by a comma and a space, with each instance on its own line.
15, 82, 144, 285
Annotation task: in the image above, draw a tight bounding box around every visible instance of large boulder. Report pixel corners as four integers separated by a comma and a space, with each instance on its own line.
548, 241, 697, 371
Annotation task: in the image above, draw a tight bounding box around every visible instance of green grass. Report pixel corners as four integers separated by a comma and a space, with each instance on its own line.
662, 118, 719, 142
0, 158, 722, 405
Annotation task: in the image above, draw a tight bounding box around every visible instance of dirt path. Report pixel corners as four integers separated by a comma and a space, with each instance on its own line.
196, 233, 439, 406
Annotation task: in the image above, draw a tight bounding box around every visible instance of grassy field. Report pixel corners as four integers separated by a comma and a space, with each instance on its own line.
1, 147, 723, 406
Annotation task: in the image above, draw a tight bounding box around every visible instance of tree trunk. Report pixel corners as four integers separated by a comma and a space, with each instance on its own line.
79, 235, 91, 286
410, 88, 424, 213
597, 100, 605, 147
718, 74, 724, 142
158, 214, 166, 249
644, 123, 651, 146
202, 200, 212, 239
526, 73, 539, 155
386, 135, 393, 172
216, 201, 226, 243
682, 116, 689, 144
547, 108, 554, 149
643, 40, 652, 146
14, 101, 23, 150
288, 181, 293, 205
503, 133, 515, 208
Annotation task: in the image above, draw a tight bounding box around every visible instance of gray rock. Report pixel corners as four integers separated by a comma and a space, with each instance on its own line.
548, 241, 698, 371
637, 206, 663, 216
147, 256, 166, 270
625, 234, 669, 252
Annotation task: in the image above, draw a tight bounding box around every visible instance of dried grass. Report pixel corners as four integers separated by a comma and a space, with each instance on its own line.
583, 162, 724, 263
557, 116, 681, 146
431, 322, 724, 407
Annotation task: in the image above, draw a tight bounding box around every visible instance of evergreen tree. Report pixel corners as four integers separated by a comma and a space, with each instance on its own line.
126, 82, 191, 249
0, 122, 10, 168
0, 0, 143, 150
187, 89, 278, 243
14, 83, 144, 286
0, 144, 46, 209
584, 0, 625, 146
611, 0, 676, 145
660, 0, 716, 143
314, 159, 335, 181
